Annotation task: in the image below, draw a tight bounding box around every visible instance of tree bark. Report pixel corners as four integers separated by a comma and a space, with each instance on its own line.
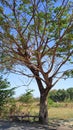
39, 94, 48, 124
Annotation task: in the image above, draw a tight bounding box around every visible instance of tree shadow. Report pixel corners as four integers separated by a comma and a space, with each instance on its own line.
0, 120, 57, 130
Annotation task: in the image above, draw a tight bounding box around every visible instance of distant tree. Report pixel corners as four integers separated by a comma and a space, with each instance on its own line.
48, 89, 57, 102
19, 89, 34, 114
0, 0, 73, 124
19, 89, 34, 103
0, 76, 15, 112
67, 88, 73, 101
56, 89, 67, 102
49, 88, 73, 102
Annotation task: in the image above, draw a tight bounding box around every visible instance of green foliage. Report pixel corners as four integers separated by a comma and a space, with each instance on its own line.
22, 0, 30, 4
64, 70, 73, 79
48, 98, 54, 105
19, 89, 34, 103
0, 76, 15, 111
48, 88, 73, 102
67, 88, 73, 101
0, 0, 73, 81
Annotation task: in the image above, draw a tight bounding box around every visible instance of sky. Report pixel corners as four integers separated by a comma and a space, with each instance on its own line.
3, 73, 73, 98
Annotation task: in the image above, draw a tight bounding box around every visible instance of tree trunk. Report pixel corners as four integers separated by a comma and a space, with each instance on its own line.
30, 68, 51, 124
39, 94, 48, 124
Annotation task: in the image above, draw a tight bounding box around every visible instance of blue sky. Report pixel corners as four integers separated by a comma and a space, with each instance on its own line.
4, 73, 73, 98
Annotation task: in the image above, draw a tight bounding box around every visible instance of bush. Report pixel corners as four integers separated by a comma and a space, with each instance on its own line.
0, 76, 15, 115
19, 89, 34, 104
48, 98, 54, 105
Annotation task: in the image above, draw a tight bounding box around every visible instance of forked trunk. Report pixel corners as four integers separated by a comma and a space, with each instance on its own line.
39, 95, 48, 124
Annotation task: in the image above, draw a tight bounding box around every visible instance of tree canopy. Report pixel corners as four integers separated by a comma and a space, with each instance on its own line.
0, 0, 73, 83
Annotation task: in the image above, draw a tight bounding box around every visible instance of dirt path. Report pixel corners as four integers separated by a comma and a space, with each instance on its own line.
0, 120, 73, 130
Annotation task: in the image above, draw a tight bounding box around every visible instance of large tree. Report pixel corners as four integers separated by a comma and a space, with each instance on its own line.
0, 0, 73, 124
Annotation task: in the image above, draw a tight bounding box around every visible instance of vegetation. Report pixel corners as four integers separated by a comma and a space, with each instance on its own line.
19, 89, 34, 103
0, 76, 15, 116
49, 107, 73, 120
48, 88, 73, 102
0, 0, 73, 124
0, 87, 73, 120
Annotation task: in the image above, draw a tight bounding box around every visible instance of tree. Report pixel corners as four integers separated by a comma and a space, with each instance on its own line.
48, 88, 73, 102
19, 88, 34, 103
48, 89, 58, 102
56, 89, 66, 102
19, 89, 34, 114
0, 0, 73, 124
0, 76, 15, 112
67, 88, 73, 101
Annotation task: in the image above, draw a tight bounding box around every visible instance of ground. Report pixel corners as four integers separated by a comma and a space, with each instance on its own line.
0, 119, 73, 130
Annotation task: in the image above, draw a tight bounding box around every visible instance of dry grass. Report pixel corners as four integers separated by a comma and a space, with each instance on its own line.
48, 107, 73, 119
15, 102, 73, 120
1, 101, 73, 120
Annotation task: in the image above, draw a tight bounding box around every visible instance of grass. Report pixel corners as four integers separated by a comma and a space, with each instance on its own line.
1, 101, 73, 120
30, 102, 73, 120
48, 107, 73, 120
48, 102, 73, 120
17, 102, 73, 120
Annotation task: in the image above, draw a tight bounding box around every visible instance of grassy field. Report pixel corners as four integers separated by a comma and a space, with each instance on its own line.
48, 102, 73, 120
1, 101, 73, 120
48, 107, 73, 120
14, 101, 73, 120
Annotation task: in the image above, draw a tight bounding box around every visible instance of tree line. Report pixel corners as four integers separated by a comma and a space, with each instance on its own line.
18, 88, 73, 103
48, 88, 73, 102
